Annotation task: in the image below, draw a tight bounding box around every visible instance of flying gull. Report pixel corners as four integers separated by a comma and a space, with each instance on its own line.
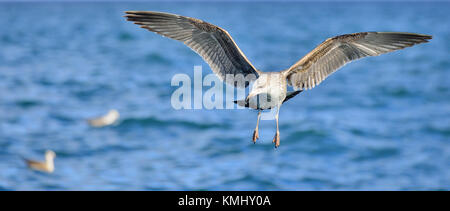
125, 11, 431, 148
23, 150, 56, 173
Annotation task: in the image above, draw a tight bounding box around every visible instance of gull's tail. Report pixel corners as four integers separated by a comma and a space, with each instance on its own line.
234, 90, 303, 110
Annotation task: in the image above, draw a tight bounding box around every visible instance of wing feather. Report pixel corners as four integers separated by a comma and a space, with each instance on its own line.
284, 32, 431, 90
125, 11, 259, 87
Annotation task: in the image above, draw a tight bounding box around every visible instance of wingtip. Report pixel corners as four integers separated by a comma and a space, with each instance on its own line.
416, 33, 433, 41
417, 33, 432, 40
420, 34, 432, 43
123, 11, 138, 19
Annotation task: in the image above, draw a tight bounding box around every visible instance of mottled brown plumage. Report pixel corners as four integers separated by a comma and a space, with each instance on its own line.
24, 150, 56, 173
284, 32, 432, 90
125, 11, 260, 87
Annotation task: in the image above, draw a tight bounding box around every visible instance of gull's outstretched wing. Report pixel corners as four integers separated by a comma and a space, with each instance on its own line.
125, 11, 260, 87
283, 32, 432, 90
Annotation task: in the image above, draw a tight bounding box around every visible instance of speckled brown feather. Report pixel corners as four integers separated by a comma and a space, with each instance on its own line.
124, 11, 260, 87
284, 32, 432, 90
25, 159, 47, 170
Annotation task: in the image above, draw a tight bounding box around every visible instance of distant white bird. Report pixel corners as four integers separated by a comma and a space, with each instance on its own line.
23, 150, 56, 173
125, 11, 431, 148
87, 109, 120, 127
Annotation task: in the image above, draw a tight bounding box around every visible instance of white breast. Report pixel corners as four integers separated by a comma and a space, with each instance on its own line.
247, 73, 286, 110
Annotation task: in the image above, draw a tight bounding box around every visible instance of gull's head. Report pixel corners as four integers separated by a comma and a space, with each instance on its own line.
45, 150, 56, 161
108, 109, 120, 118
105, 109, 120, 124
44, 150, 56, 173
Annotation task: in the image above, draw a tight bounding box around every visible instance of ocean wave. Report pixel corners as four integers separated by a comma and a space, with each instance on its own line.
14, 99, 42, 108
144, 52, 173, 65
118, 116, 229, 130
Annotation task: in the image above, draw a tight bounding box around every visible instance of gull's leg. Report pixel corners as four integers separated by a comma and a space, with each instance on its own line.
252, 110, 261, 143
272, 107, 280, 148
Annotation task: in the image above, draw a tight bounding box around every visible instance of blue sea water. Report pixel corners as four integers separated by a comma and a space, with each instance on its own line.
0, 1, 449, 190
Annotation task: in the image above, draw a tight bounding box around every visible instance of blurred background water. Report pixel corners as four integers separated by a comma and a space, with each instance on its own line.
0, 1, 449, 190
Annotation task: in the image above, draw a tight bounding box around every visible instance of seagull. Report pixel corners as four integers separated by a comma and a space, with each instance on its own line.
23, 150, 56, 173
124, 11, 431, 148
87, 109, 120, 127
